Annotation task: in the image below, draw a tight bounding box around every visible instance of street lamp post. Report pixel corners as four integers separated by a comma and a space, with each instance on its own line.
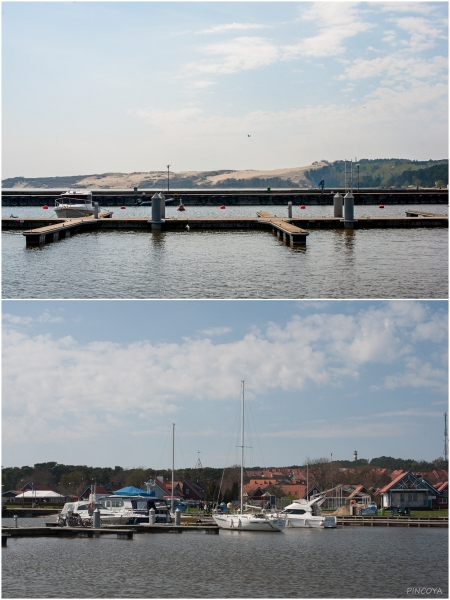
167, 165, 170, 193
356, 164, 360, 191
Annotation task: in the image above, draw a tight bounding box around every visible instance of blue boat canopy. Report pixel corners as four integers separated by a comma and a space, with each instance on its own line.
113, 486, 155, 497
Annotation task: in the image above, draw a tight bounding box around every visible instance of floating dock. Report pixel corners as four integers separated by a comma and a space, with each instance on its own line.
2, 523, 219, 541
336, 516, 448, 527
2, 209, 447, 248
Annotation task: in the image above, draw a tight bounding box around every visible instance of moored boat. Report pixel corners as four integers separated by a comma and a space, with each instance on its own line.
282, 495, 337, 528
54, 190, 95, 218
212, 381, 286, 533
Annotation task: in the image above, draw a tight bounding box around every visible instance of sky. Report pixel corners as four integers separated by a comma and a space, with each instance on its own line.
2, 1, 448, 179
2, 299, 447, 469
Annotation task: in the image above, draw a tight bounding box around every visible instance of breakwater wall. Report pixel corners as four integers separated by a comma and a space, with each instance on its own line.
2, 189, 447, 206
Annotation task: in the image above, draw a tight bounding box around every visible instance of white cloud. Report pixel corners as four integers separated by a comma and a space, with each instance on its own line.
197, 23, 269, 35
338, 55, 447, 82
283, 2, 374, 59
377, 3, 439, 16
3, 310, 63, 325
3, 301, 446, 446
384, 358, 448, 393
391, 16, 447, 53
189, 37, 279, 74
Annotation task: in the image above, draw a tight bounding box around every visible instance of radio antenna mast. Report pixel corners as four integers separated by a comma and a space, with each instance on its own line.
444, 412, 448, 462
195, 451, 203, 469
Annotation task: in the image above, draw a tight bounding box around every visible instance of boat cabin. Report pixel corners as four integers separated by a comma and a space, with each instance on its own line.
56, 190, 93, 205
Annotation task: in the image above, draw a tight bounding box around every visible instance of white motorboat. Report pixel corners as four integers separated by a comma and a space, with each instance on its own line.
212, 381, 286, 533
57, 500, 129, 526
99, 491, 171, 524
282, 494, 337, 528
54, 190, 95, 218
57, 488, 171, 527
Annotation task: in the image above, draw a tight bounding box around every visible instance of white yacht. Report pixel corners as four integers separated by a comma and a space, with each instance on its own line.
57, 500, 128, 526
57, 488, 171, 527
54, 190, 95, 218
212, 381, 286, 533
99, 492, 171, 524
282, 495, 337, 528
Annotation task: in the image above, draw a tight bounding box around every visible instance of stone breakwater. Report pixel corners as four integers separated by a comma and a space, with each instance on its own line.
2, 189, 448, 206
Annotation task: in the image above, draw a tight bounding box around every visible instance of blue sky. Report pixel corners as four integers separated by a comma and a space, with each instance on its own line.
2, 300, 447, 469
2, 2, 448, 178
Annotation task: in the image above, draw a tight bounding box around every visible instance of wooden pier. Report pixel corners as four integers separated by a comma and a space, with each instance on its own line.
2, 208, 447, 250
2, 523, 219, 540
336, 515, 448, 527
20, 211, 113, 244
2, 526, 134, 539
256, 211, 309, 246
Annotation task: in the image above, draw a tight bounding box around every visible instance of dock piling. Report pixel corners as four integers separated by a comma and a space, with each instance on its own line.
334, 192, 343, 218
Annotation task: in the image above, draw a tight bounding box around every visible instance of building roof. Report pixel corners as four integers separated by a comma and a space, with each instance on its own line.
378, 471, 407, 494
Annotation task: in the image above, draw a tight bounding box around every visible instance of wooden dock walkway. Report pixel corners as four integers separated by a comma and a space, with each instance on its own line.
2, 523, 219, 540
405, 209, 448, 218
2, 526, 135, 539
336, 516, 448, 527
256, 211, 309, 246
2, 208, 447, 250
21, 211, 113, 244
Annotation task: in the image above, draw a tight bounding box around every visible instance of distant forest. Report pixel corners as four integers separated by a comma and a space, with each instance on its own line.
2, 456, 447, 494
304, 159, 448, 189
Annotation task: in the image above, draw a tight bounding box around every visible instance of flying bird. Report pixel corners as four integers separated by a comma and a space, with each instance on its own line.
248, 134, 251, 137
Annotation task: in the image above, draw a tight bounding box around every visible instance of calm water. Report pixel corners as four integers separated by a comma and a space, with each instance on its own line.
2, 520, 448, 598
2, 205, 448, 299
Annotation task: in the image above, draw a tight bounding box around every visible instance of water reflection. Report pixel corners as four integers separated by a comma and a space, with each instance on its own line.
2, 214, 448, 299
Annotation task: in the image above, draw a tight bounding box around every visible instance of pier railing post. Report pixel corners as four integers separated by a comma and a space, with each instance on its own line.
149, 508, 156, 525
175, 508, 181, 526
93, 202, 99, 219
288, 201, 292, 219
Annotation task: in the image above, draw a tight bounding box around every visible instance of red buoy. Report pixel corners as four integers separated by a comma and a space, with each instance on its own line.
300, 205, 306, 209
379, 204, 384, 209
220, 205, 226, 210
178, 205, 185, 212
120, 206, 126, 210
43, 205, 48, 210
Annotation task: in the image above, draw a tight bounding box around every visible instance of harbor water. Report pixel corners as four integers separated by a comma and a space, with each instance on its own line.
2, 520, 448, 598
2, 205, 448, 299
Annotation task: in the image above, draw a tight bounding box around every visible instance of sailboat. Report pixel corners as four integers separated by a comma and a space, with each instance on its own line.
212, 381, 286, 532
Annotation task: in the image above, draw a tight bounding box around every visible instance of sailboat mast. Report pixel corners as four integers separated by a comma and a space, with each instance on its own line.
241, 380, 244, 514
172, 423, 175, 515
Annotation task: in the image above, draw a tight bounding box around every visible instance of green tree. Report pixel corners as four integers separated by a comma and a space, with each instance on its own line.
125, 469, 147, 489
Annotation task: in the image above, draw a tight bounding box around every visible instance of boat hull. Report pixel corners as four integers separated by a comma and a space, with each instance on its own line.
286, 516, 337, 528
212, 514, 286, 532
55, 207, 94, 218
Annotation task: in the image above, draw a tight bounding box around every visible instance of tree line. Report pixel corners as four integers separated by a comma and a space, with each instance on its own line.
304, 159, 448, 189
2, 456, 446, 500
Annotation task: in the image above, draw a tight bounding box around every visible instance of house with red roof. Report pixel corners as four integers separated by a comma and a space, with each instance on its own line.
376, 471, 443, 510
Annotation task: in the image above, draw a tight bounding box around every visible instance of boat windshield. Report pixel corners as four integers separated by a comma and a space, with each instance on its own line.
58, 197, 91, 205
